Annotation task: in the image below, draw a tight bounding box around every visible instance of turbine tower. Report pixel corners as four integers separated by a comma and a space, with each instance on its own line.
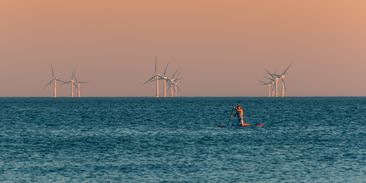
275, 77, 280, 97
271, 80, 276, 97
144, 56, 161, 98
45, 64, 64, 98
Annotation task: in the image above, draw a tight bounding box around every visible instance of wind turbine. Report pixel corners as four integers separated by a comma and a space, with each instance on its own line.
279, 64, 292, 97
266, 76, 277, 97
266, 64, 292, 97
169, 80, 181, 97
144, 56, 161, 98
45, 64, 64, 98
168, 70, 182, 97
62, 69, 77, 97
167, 69, 177, 97
159, 63, 170, 97
174, 73, 182, 97
259, 80, 273, 97
266, 70, 280, 97
73, 72, 89, 97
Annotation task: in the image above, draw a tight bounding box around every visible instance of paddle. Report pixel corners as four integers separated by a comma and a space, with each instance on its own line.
228, 114, 233, 127
228, 108, 237, 126
217, 111, 234, 128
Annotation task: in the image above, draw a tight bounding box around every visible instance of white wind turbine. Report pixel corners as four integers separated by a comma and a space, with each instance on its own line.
62, 70, 77, 97
174, 74, 182, 97
170, 80, 181, 97
279, 64, 292, 97
168, 70, 182, 97
45, 64, 64, 98
259, 80, 273, 97
264, 76, 276, 97
267, 64, 292, 97
167, 69, 177, 97
73, 72, 89, 97
266, 70, 281, 97
159, 63, 170, 97
144, 56, 161, 98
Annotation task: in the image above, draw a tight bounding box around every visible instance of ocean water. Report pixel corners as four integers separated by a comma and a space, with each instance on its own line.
0, 97, 365, 182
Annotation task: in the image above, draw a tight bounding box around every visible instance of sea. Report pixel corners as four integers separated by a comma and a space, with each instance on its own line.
0, 97, 365, 182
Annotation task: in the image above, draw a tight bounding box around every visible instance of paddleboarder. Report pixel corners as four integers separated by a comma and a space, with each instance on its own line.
231, 104, 249, 126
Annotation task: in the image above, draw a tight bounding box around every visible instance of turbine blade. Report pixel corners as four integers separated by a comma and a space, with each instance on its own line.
265, 72, 276, 78
72, 68, 76, 80
176, 85, 182, 92
155, 56, 158, 74
57, 79, 66, 84
171, 68, 180, 79
51, 64, 55, 77
143, 76, 156, 85
74, 75, 79, 83
265, 69, 272, 75
266, 69, 281, 77
258, 80, 267, 85
264, 76, 274, 81
176, 72, 182, 79
282, 63, 292, 75
44, 79, 54, 88
163, 63, 169, 76
60, 81, 70, 86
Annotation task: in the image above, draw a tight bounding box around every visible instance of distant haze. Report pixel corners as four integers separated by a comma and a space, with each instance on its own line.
1, 0, 366, 97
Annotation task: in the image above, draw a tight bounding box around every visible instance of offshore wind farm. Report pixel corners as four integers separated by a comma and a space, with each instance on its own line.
43, 56, 185, 98
46, 59, 295, 98
45, 65, 89, 98
143, 57, 182, 98
260, 64, 292, 97
43, 58, 295, 99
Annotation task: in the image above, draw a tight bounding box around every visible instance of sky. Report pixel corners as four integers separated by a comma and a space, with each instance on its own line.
0, 0, 366, 97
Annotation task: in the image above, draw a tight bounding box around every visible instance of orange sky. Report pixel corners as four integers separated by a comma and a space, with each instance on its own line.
0, 0, 366, 96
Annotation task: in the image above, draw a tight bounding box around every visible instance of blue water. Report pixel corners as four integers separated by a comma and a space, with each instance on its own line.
0, 97, 365, 182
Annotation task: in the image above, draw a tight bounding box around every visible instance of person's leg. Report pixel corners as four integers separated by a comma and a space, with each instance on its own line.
239, 118, 245, 126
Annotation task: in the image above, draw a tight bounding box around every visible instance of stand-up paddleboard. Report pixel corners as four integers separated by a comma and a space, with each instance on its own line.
218, 123, 265, 128
238, 123, 265, 127
255, 123, 265, 127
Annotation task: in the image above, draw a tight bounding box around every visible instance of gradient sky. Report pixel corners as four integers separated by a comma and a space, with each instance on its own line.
1, 0, 366, 96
